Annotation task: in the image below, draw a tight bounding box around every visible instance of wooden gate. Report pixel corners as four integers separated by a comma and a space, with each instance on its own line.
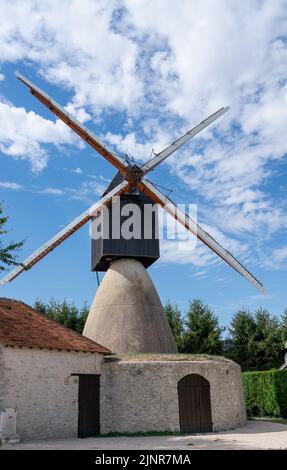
78, 374, 100, 438
177, 374, 212, 433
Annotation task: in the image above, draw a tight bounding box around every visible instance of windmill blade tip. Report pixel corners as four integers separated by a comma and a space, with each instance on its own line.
15, 72, 31, 88
15, 71, 26, 83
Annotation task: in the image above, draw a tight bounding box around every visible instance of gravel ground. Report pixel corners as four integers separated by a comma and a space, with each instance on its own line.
1, 420, 287, 450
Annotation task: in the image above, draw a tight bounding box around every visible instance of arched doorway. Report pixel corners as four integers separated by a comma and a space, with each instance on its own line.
178, 374, 212, 433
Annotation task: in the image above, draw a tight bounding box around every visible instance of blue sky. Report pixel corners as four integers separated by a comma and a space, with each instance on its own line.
1, 0, 287, 326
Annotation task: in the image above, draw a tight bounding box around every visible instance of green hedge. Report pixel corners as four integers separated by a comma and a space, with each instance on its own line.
243, 370, 287, 417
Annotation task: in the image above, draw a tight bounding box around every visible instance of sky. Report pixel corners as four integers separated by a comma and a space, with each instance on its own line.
0, 0, 287, 326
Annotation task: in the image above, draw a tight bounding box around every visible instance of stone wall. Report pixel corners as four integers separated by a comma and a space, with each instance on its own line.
0, 343, 5, 411
2, 348, 247, 439
2, 346, 102, 440
100, 359, 246, 433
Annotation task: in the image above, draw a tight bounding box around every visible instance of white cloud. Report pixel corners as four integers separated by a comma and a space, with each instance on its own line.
0, 181, 65, 195
0, 100, 78, 171
159, 220, 249, 269
192, 270, 207, 278
68, 178, 108, 203
122, 1, 287, 237
40, 188, 64, 195
105, 131, 157, 162
0, 181, 22, 190
273, 247, 287, 263
0, 73, 5, 81
124, 0, 287, 116
71, 167, 83, 175
64, 104, 91, 124
0, 0, 142, 115
70, 167, 83, 174
0, 0, 287, 275
160, 239, 217, 268
264, 246, 287, 269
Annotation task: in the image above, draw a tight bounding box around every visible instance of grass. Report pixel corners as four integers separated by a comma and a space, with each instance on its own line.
250, 417, 287, 425
98, 430, 183, 438
104, 353, 233, 363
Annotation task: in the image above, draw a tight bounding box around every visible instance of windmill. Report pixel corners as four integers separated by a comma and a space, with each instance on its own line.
0, 72, 265, 353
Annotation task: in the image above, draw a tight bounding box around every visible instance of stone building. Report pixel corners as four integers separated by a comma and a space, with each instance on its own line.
0, 298, 246, 442
101, 356, 246, 434
0, 298, 109, 442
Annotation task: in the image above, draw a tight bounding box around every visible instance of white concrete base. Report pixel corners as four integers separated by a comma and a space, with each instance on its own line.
84, 258, 177, 354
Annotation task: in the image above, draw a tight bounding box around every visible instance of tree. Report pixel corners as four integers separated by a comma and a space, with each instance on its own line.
280, 309, 287, 346
164, 301, 184, 351
226, 309, 257, 371
281, 310, 287, 367
34, 298, 89, 334
226, 308, 283, 371
0, 202, 24, 272
252, 308, 282, 370
77, 302, 90, 334
182, 299, 224, 355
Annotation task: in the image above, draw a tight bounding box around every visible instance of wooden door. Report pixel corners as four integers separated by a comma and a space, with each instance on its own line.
178, 374, 212, 433
78, 375, 100, 438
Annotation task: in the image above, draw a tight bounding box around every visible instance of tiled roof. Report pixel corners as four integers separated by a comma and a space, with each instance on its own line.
0, 297, 110, 354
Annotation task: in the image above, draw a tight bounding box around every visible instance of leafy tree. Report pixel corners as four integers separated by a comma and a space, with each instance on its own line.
34, 298, 89, 334
182, 299, 224, 355
0, 202, 24, 272
164, 301, 184, 351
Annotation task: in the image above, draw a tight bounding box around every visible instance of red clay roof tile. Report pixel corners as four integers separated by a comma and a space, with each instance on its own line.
0, 297, 110, 354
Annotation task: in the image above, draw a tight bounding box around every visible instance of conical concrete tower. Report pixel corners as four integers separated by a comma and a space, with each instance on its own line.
83, 258, 177, 353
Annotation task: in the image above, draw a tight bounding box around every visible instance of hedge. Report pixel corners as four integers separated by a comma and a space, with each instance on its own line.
243, 369, 287, 417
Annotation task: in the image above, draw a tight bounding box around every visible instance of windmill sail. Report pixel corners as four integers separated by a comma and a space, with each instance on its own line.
142, 107, 230, 173
4, 72, 264, 292
139, 179, 265, 292
16, 72, 128, 177
0, 181, 129, 285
